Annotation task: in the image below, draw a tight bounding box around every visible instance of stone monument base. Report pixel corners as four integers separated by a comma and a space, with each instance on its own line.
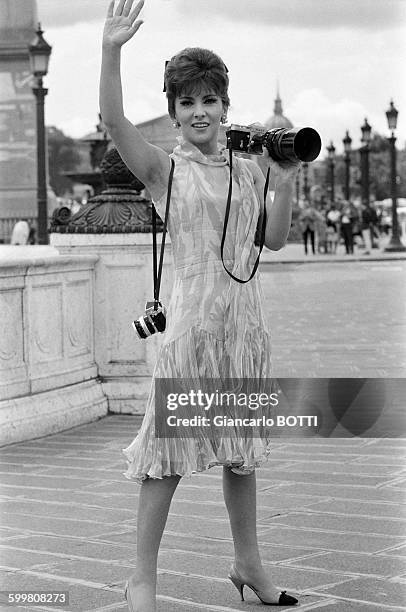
0, 379, 108, 446
51, 233, 173, 415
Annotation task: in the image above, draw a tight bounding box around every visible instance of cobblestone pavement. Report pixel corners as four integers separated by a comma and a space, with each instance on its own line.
0, 425, 405, 611
1, 253, 406, 611
260, 259, 406, 378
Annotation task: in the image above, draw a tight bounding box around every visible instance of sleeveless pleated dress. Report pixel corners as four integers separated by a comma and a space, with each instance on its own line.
122, 136, 276, 483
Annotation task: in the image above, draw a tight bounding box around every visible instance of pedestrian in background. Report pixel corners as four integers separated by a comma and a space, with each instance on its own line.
315, 210, 328, 254
326, 203, 341, 227
27, 226, 36, 245
10, 220, 30, 245
299, 204, 318, 254
360, 203, 373, 254
369, 206, 380, 248
340, 202, 356, 254
326, 218, 339, 254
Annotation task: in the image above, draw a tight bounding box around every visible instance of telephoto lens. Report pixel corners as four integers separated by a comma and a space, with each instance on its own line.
226, 124, 322, 163
264, 127, 321, 163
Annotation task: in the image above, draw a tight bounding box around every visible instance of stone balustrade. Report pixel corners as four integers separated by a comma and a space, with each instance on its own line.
0, 235, 174, 445
0, 253, 108, 445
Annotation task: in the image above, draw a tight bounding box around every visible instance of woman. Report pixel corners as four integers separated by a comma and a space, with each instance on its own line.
100, 1, 300, 610
298, 204, 318, 255
340, 202, 356, 255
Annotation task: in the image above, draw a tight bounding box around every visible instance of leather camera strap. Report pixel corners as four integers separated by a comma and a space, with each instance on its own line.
220, 146, 270, 283
152, 157, 175, 306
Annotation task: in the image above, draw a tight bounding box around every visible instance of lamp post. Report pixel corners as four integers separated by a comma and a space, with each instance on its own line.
326, 142, 335, 204
360, 118, 371, 208
343, 130, 352, 201
384, 100, 406, 251
28, 23, 52, 245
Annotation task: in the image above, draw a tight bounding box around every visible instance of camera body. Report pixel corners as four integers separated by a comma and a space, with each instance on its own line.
132, 300, 167, 339
226, 124, 322, 163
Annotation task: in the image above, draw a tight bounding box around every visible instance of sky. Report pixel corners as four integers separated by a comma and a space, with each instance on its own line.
36, 0, 406, 156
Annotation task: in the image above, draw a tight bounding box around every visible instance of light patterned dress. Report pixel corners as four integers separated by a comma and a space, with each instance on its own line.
122, 136, 275, 483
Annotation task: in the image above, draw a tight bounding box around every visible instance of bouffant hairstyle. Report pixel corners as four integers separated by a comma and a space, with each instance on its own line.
164, 47, 230, 119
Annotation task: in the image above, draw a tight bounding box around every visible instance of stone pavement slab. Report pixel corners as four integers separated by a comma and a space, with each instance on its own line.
0, 418, 405, 611
260, 259, 406, 378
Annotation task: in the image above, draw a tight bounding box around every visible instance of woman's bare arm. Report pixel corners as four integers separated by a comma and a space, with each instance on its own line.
249, 158, 299, 251
99, 0, 170, 200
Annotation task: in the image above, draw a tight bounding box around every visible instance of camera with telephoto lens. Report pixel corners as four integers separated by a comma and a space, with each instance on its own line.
226, 124, 322, 163
132, 300, 167, 339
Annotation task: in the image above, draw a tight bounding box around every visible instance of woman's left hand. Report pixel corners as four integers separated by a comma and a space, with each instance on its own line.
264, 149, 301, 185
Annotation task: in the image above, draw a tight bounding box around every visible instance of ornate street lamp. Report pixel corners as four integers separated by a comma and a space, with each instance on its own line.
360, 117, 372, 208
326, 141, 335, 204
343, 130, 352, 201
28, 23, 52, 245
384, 100, 405, 251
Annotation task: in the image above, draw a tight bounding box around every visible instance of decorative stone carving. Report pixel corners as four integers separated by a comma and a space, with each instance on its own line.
0, 291, 21, 365
30, 284, 63, 363
51, 147, 164, 233
66, 279, 91, 357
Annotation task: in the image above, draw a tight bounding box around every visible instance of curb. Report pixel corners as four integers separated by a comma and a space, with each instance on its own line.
260, 254, 406, 265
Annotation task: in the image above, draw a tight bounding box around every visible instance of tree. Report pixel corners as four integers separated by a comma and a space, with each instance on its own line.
368, 132, 406, 200
46, 126, 81, 196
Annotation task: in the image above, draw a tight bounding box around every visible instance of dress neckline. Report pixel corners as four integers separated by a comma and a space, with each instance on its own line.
173, 135, 229, 166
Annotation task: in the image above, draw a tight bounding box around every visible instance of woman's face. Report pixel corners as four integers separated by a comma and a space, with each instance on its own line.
174, 87, 225, 154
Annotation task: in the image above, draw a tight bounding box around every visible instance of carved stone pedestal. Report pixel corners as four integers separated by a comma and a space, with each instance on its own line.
51, 233, 173, 414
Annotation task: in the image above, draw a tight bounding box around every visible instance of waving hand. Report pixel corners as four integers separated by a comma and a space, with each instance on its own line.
103, 0, 145, 48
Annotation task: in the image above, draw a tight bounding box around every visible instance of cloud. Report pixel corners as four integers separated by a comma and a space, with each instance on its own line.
284, 89, 389, 149
37, 0, 405, 30
37, 0, 109, 28
176, 0, 405, 31
37, 0, 406, 148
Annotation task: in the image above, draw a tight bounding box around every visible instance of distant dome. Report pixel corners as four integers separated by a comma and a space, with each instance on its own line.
265, 86, 293, 129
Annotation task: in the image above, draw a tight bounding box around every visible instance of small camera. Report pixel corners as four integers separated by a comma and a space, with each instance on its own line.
132, 300, 167, 339
226, 124, 321, 163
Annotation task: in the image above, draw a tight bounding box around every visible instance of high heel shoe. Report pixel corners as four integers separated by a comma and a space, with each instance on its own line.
228, 564, 298, 606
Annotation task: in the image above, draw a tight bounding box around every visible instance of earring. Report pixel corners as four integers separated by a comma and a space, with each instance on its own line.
221, 114, 228, 125
172, 119, 180, 128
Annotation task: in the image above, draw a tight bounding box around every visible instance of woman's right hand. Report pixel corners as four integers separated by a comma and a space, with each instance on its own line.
103, 0, 145, 49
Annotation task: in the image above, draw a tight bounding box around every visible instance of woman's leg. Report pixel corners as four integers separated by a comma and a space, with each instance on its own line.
342, 226, 350, 253
349, 228, 354, 254
222, 467, 281, 601
128, 475, 181, 610
310, 230, 315, 254
302, 229, 308, 254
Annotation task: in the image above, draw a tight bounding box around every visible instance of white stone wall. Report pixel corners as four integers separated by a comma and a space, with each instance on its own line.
0, 254, 108, 445
51, 233, 174, 415
0, 232, 175, 444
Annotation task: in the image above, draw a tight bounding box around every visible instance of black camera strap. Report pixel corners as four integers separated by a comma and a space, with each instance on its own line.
152, 157, 175, 307
220, 145, 270, 283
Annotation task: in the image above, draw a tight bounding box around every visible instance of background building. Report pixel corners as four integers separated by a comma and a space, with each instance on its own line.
0, 0, 57, 243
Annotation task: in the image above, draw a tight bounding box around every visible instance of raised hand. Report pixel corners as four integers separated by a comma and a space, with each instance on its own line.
103, 0, 145, 48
